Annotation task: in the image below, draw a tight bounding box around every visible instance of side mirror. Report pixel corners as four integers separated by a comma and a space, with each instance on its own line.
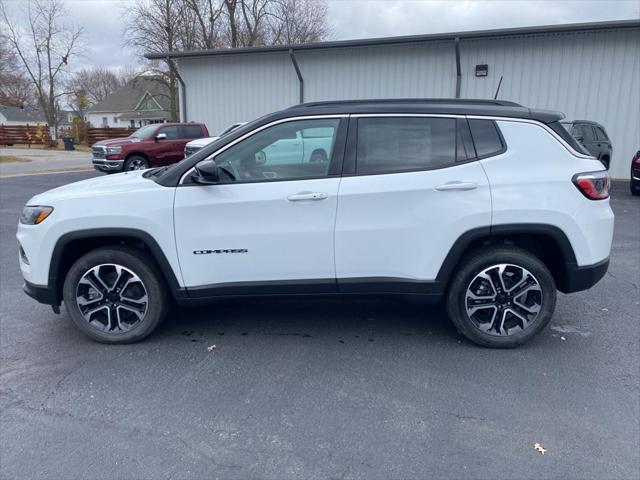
192, 158, 219, 184
575, 135, 584, 144
155, 132, 167, 142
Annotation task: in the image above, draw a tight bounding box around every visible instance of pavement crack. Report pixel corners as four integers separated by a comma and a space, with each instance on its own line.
442, 411, 488, 421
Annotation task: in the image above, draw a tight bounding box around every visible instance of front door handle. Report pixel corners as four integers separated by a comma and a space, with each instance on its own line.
435, 181, 478, 191
287, 192, 328, 201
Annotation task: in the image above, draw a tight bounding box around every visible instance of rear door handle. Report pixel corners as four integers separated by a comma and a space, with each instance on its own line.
287, 192, 328, 201
435, 181, 478, 191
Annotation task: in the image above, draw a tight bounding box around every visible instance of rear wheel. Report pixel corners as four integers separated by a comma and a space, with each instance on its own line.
446, 246, 556, 348
124, 155, 149, 171
62, 246, 169, 343
600, 156, 610, 170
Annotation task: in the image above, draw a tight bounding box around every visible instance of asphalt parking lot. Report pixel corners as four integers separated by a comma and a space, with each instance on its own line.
1, 172, 638, 479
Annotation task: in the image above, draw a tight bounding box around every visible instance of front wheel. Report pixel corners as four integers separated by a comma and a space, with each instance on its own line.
62, 246, 169, 343
446, 246, 556, 348
124, 155, 149, 171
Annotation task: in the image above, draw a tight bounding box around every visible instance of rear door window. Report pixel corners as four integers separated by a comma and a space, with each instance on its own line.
157, 125, 181, 140
468, 119, 504, 158
182, 125, 205, 139
356, 117, 457, 174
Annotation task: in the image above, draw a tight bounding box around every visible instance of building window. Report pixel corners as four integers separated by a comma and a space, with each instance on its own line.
101, 117, 108, 127
113, 117, 118, 124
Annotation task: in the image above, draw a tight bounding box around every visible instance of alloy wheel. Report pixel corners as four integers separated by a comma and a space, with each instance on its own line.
75, 264, 148, 333
465, 263, 543, 336
127, 159, 147, 170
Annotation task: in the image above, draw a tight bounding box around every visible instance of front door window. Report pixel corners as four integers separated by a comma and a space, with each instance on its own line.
213, 119, 340, 182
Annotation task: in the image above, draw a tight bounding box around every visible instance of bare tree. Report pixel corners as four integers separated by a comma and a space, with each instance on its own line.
182, 0, 225, 49
0, 34, 36, 107
123, 0, 198, 120
239, 0, 270, 46
268, 0, 328, 45
0, 0, 83, 133
68, 67, 128, 105
122, 0, 330, 120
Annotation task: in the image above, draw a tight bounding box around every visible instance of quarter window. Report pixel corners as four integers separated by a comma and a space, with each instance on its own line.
356, 117, 457, 174
468, 119, 504, 158
214, 119, 340, 183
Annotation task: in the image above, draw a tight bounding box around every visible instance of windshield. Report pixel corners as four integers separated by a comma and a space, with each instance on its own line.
130, 124, 158, 139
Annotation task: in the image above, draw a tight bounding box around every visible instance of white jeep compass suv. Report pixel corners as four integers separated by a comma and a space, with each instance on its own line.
17, 99, 613, 347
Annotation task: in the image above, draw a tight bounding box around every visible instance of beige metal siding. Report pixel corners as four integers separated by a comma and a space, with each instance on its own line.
296, 42, 455, 101
179, 53, 298, 136
178, 26, 639, 178
460, 27, 640, 178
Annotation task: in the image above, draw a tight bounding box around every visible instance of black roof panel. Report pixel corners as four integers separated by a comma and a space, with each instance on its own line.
278, 98, 563, 123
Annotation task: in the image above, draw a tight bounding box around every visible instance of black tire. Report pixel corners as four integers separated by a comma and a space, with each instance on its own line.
309, 149, 328, 162
446, 246, 556, 348
124, 155, 149, 171
62, 246, 169, 344
600, 157, 610, 170
631, 182, 640, 196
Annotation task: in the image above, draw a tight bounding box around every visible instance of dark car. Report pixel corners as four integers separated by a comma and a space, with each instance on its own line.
92, 122, 209, 173
561, 120, 612, 169
631, 150, 640, 196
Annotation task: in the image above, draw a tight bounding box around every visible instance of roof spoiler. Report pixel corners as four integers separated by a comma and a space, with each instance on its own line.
530, 108, 565, 123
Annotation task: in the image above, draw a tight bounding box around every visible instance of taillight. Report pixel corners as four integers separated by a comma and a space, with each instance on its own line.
572, 171, 610, 200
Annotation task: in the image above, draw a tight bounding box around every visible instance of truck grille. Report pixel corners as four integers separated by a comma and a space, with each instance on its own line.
92, 146, 105, 159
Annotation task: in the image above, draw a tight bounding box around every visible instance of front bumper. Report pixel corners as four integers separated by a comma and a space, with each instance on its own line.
23, 280, 59, 306
93, 158, 124, 172
560, 257, 609, 293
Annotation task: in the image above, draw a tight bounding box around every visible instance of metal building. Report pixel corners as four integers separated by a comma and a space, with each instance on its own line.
147, 20, 640, 178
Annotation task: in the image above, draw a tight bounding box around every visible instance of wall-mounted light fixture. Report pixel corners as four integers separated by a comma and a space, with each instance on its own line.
475, 64, 489, 77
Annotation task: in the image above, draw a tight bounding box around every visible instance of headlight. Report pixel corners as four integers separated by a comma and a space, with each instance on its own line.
20, 206, 54, 225
105, 146, 122, 154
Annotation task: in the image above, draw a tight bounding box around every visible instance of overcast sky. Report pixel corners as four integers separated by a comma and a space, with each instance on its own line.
5, 0, 640, 70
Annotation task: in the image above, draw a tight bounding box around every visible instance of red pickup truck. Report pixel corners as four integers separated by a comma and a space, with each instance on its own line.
92, 122, 209, 173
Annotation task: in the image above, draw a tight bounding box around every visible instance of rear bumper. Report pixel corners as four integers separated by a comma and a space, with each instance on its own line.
93, 158, 124, 172
560, 257, 609, 293
23, 280, 59, 306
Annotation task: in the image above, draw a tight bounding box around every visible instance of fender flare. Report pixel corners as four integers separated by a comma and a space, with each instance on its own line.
49, 228, 185, 302
435, 223, 577, 286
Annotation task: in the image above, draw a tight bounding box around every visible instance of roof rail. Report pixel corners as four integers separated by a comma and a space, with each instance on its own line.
292, 98, 523, 109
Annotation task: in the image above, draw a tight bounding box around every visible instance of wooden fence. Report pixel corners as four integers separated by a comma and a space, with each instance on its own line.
0, 124, 52, 146
87, 127, 136, 146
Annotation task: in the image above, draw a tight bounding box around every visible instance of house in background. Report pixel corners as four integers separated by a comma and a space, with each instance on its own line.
0, 105, 46, 126
0, 104, 73, 128
86, 76, 174, 128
